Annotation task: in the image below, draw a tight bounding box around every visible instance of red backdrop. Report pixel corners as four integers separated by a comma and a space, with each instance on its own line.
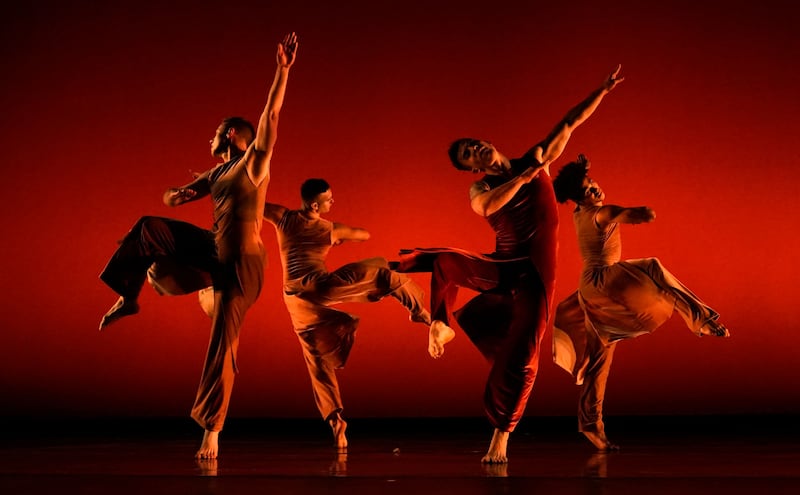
2, 0, 797, 420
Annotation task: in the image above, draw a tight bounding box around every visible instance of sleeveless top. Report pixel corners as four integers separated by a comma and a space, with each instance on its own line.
208, 155, 268, 263
574, 205, 621, 271
481, 155, 559, 289
274, 209, 333, 293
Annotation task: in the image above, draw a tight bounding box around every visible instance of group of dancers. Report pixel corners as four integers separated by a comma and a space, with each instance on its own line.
98, 33, 729, 462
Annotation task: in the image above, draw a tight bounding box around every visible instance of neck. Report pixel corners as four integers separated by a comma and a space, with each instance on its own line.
301, 208, 320, 220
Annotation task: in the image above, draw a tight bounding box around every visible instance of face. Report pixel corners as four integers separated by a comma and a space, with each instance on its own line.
581, 177, 605, 204
209, 125, 230, 157
312, 189, 334, 214
456, 139, 505, 174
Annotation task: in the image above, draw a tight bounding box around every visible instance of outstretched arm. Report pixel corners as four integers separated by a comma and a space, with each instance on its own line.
163, 172, 211, 207
527, 65, 624, 167
595, 204, 655, 229
331, 222, 370, 245
245, 32, 298, 187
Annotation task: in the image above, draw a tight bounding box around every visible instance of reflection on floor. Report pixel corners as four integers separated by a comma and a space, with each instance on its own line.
2, 415, 799, 494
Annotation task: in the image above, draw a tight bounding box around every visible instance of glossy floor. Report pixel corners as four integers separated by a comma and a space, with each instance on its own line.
2, 416, 798, 494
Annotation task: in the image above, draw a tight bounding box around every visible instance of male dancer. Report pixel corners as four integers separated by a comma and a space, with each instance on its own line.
551, 154, 729, 451
98, 33, 298, 459
264, 178, 454, 450
396, 66, 624, 462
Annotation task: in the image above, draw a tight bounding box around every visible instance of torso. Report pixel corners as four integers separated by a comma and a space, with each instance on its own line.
274, 209, 333, 293
574, 205, 622, 273
208, 156, 268, 262
480, 156, 559, 288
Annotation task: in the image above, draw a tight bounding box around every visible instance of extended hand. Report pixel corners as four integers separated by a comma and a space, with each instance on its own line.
167, 187, 197, 204
277, 32, 298, 68
603, 64, 624, 91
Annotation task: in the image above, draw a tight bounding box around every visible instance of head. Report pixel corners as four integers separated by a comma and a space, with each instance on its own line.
300, 178, 334, 214
210, 117, 255, 157
552, 154, 604, 205
447, 138, 507, 175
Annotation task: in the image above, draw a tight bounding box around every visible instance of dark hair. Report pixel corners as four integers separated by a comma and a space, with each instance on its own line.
448, 138, 473, 171
221, 116, 255, 144
300, 178, 330, 205
552, 154, 591, 204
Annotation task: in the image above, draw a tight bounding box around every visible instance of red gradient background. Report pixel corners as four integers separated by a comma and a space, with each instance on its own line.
2, 0, 797, 421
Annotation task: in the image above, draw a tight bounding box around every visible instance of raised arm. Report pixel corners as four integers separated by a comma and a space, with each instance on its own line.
595, 204, 655, 229
469, 164, 543, 217
331, 222, 370, 245
163, 172, 211, 207
528, 65, 624, 167
245, 32, 298, 187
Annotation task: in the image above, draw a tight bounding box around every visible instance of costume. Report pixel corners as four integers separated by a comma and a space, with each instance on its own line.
397, 154, 558, 432
553, 204, 721, 433
269, 208, 427, 421
100, 155, 267, 432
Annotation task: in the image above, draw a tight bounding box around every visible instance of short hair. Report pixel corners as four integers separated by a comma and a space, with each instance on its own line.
448, 138, 473, 171
220, 116, 255, 144
300, 178, 330, 205
552, 154, 591, 204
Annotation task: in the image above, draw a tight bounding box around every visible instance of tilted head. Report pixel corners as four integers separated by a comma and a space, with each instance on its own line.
448, 138, 508, 175
301, 178, 334, 214
210, 116, 255, 157
553, 154, 604, 205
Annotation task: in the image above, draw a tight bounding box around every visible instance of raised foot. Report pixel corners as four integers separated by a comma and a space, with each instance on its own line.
195, 430, 219, 459
582, 431, 620, 452
428, 320, 456, 359
481, 429, 509, 464
99, 297, 139, 330
698, 320, 730, 338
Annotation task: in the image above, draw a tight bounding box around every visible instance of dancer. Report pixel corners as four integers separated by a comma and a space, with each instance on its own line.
396, 66, 624, 462
551, 154, 729, 451
264, 178, 454, 450
98, 33, 298, 459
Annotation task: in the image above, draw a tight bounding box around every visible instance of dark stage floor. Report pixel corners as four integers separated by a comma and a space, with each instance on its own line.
2, 415, 799, 494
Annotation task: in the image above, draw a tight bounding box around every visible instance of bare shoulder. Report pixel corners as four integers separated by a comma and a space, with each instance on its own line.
469, 179, 490, 199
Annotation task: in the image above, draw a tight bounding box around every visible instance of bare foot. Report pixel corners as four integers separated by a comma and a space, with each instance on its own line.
329, 415, 348, 451
195, 430, 219, 459
582, 430, 619, 452
428, 320, 456, 359
699, 320, 730, 337
99, 296, 139, 330
481, 429, 509, 463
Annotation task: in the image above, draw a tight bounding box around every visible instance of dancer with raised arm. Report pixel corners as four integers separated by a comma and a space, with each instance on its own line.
551, 154, 729, 451
396, 66, 624, 462
264, 178, 452, 450
98, 33, 298, 459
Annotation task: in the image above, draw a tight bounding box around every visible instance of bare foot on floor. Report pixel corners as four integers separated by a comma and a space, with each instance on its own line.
582, 430, 619, 452
481, 429, 509, 464
428, 320, 456, 359
330, 416, 348, 451
195, 430, 219, 459
99, 296, 139, 330
699, 320, 730, 337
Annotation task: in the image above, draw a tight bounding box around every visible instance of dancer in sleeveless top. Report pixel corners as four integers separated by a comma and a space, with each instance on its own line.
396, 66, 624, 462
98, 33, 298, 459
264, 178, 452, 450
551, 154, 729, 451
